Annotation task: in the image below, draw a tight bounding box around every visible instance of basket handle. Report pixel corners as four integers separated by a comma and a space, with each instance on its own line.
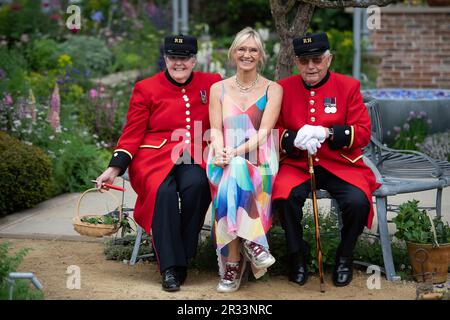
75, 188, 122, 222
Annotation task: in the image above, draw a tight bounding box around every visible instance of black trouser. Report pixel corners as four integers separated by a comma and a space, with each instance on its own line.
275, 166, 370, 259
151, 163, 211, 273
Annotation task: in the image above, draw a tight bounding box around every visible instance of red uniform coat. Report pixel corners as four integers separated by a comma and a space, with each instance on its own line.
272, 72, 381, 228
111, 71, 221, 233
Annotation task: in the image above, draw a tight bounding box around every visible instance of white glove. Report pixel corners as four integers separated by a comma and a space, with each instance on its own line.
303, 138, 321, 155
294, 125, 327, 147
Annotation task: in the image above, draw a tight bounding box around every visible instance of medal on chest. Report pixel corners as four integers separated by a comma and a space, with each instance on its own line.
324, 97, 337, 114
200, 90, 207, 104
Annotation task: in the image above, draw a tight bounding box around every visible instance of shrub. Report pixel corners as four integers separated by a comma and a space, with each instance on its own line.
25, 38, 59, 73
0, 132, 52, 216
51, 138, 110, 194
393, 199, 450, 245
0, 241, 44, 300
57, 35, 113, 76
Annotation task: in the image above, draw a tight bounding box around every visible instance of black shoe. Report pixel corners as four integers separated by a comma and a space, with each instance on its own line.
288, 252, 308, 286
176, 266, 187, 285
332, 257, 353, 287
162, 267, 180, 292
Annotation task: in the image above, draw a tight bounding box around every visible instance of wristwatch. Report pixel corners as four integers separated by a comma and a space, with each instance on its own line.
328, 127, 334, 139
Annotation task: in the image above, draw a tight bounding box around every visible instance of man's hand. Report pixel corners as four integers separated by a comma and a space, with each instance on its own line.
96, 167, 120, 191
294, 125, 327, 147
296, 138, 321, 155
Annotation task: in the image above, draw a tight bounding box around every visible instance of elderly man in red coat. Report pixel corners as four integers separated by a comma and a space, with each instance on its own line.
272, 32, 380, 287
96, 35, 221, 292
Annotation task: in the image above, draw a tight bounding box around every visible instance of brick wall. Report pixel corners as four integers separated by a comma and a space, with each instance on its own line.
369, 6, 450, 88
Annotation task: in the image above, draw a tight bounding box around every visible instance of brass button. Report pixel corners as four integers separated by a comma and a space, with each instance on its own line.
284, 132, 289, 137
311, 117, 316, 122
345, 130, 350, 135
310, 91, 315, 96
185, 140, 190, 144
186, 103, 190, 108
186, 110, 190, 115
186, 125, 191, 129
186, 118, 191, 122
282, 149, 286, 153
309, 100, 315, 105
181, 88, 186, 93
310, 108, 315, 113
186, 132, 191, 137
315, 157, 319, 162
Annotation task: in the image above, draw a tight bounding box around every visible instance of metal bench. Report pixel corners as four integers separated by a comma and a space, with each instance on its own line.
362, 97, 450, 280
125, 98, 450, 278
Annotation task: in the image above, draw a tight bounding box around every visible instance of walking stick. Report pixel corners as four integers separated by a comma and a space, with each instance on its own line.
308, 154, 326, 293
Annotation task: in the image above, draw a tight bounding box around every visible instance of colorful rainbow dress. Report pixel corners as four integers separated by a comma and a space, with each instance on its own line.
207, 81, 279, 278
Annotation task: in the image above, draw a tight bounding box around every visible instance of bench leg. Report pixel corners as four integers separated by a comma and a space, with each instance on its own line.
436, 187, 442, 219
130, 226, 143, 265
375, 196, 399, 281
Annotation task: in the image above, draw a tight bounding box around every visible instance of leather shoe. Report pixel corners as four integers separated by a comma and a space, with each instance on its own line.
176, 266, 187, 285
162, 267, 180, 292
288, 252, 308, 286
333, 257, 353, 287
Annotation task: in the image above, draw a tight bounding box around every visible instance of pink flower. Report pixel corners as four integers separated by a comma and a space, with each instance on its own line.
89, 89, 98, 99
48, 83, 61, 131
3, 94, 13, 106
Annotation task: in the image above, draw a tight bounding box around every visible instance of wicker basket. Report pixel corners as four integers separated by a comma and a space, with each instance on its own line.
72, 188, 122, 237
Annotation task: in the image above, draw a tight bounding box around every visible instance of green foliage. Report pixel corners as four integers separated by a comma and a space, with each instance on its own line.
25, 38, 59, 73
327, 29, 354, 76
0, 47, 29, 97
392, 112, 430, 151
190, 234, 219, 271
104, 234, 153, 261
57, 36, 113, 76
78, 80, 134, 148
81, 215, 118, 225
393, 200, 432, 244
0, 1, 59, 43
0, 241, 44, 300
193, 0, 272, 37
310, 9, 353, 32
51, 138, 110, 194
0, 132, 52, 216
393, 199, 450, 245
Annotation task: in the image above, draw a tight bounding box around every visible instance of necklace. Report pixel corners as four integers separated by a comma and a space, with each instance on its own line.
235, 73, 259, 92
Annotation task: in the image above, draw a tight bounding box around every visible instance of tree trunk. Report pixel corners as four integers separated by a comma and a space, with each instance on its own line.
270, 0, 315, 80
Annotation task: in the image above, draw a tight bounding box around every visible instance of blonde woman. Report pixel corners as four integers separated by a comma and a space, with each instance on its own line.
207, 27, 282, 293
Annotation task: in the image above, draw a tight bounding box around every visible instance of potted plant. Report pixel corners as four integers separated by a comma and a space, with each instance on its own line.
393, 199, 450, 283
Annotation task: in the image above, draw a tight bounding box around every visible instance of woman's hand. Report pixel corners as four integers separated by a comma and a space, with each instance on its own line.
223, 147, 236, 164
95, 167, 121, 191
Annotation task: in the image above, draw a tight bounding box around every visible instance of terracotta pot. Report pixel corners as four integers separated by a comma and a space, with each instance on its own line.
406, 242, 450, 284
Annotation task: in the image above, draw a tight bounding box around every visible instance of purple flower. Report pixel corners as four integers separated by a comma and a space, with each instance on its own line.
403, 123, 410, 131
393, 126, 401, 133
409, 111, 416, 117
91, 11, 104, 23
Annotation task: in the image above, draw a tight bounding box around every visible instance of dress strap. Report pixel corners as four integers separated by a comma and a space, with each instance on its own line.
220, 80, 225, 102
265, 81, 272, 99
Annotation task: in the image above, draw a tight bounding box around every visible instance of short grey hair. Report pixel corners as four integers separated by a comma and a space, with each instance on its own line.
228, 27, 267, 70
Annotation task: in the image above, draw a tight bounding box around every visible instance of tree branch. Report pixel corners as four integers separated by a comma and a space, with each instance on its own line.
300, 0, 395, 8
